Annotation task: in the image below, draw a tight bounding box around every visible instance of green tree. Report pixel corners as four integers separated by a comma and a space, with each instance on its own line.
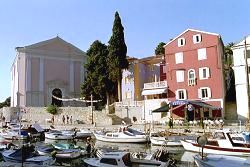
0, 97, 11, 109
46, 104, 58, 115
155, 42, 166, 55
107, 11, 128, 102
81, 40, 114, 107
224, 42, 236, 102
224, 42, 234, 66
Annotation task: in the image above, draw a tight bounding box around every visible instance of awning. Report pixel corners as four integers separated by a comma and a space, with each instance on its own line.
170, 100, 221, 111
142, 88, 167, 96
152, 104, 170, 113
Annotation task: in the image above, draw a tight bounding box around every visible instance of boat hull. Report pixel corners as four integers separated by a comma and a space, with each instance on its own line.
150, 137, 182, 146
94, 133, 148, 143
45, 133, 73, 140
194, 154, 250, 167
181, 140, 250, 156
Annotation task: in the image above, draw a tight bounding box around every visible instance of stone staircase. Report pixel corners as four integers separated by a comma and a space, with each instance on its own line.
107, 114, 123, 125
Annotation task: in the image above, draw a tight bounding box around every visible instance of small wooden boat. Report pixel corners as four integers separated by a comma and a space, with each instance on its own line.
45, 130, 74, 140
83, 151, 168, 167
0, 129, 28, 140
181, 129, 250, 156
150, 136, 182, 146
194, 154, 250, 167
2, 148, 55, 165
52, 143, 79, 150
94, 126, 148, 143
37, 145, 81, 159
74, 129, 92, 138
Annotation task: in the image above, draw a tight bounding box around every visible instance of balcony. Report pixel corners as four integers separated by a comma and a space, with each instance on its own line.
144, 81, 167, 90
188, 78, 197, 86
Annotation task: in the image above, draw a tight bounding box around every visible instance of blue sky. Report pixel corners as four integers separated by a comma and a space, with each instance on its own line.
0, 0, 250, 102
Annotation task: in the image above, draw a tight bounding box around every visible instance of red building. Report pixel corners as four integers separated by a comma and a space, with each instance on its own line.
164, 29, 225, 119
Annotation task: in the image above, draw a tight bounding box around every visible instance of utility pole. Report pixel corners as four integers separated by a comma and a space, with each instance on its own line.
91, 94, 94, 124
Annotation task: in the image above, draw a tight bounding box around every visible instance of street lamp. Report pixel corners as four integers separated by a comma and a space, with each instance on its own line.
91, 94, 94, 124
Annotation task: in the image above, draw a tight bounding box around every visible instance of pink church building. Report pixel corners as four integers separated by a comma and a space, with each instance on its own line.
11, 37, 87, 107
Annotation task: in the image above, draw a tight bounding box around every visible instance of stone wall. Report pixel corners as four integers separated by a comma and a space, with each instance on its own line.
1, 107, 112, 126
115, 106, 143, 123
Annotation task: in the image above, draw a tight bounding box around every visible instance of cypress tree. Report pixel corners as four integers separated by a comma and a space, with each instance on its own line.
107, 11, 128, 102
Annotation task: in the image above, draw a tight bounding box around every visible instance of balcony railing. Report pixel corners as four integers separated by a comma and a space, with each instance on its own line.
144, 81, 167, 89
188, 78, 197, 86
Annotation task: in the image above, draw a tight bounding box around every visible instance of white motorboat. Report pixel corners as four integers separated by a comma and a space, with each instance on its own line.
181, 129, 250, 156
194, 154, 250, 167
75, 129, 92, 138
36, 145, 81, 159
0, 129, 27, 140
94, 126, 148, 143
83, 151, 168, 167
44, 130, 74, 140
150, 136, 182, 146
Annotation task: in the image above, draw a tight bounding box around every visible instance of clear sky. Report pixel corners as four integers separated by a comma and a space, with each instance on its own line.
0, 0, 250, 102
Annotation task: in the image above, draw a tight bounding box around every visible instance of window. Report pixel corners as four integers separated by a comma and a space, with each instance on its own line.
176, 89, 187, 100
176, 70, 184, 82
162, 65, 166, 73
126, 91, 132, 99
175, 52, 183, 64
188, 69, 196, 86
198, 48, 207, 60
100, 158, 118, 165
199, 67, 210, 80
198, 87, 211, 99
193, 34, 202, 44
178, 38, 185, 47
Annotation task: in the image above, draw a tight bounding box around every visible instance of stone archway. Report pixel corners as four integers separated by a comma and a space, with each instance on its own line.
52, 88, 63, 107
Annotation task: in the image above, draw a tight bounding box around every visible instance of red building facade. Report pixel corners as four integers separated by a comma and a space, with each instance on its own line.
164, 29, 225, 117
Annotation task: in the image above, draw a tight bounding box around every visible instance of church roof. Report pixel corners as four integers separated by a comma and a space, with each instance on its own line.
16, 36, 86, 55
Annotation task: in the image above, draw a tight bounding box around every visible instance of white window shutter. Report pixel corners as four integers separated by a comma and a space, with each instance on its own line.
207, 87, 211, 98
193, 35, 196, 44
206, 67, 210, 78
175, 52, 183, 64
198, 48, 207, 60
198, 88, 201, 98
184, 89, 187, 99
176, 70, 184, 82
175, 90, 179, 99
199, 68, 203, 79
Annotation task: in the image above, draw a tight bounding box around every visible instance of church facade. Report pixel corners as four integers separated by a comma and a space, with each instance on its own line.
11, 37, 87, 107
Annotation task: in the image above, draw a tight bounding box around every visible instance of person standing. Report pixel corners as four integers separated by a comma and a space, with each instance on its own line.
86, 137, 92, 158
66, 115, 69, 124
51, 115, 54, 125
70, 116, 73, 124
62, 115, 65, 125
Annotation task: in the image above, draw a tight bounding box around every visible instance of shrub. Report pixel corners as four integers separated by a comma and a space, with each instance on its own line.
46, 105, 58, 115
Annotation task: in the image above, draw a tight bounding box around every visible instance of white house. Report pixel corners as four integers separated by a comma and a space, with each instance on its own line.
232, 36, 250, 121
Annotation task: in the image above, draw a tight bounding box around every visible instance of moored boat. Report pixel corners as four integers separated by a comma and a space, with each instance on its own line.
2, 147, 55, 165
45, 130, 74, 140
181, 129, 250, 156
94, 126, 148, 143
83, 151, 168, 167
194, 154, 250, 167
36, 145, 82, 159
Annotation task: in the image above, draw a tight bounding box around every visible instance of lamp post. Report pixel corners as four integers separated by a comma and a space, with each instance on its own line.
91, 94, 94, 124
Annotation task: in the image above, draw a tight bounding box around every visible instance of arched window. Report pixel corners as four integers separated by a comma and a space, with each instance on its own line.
188, 69, 196, 86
